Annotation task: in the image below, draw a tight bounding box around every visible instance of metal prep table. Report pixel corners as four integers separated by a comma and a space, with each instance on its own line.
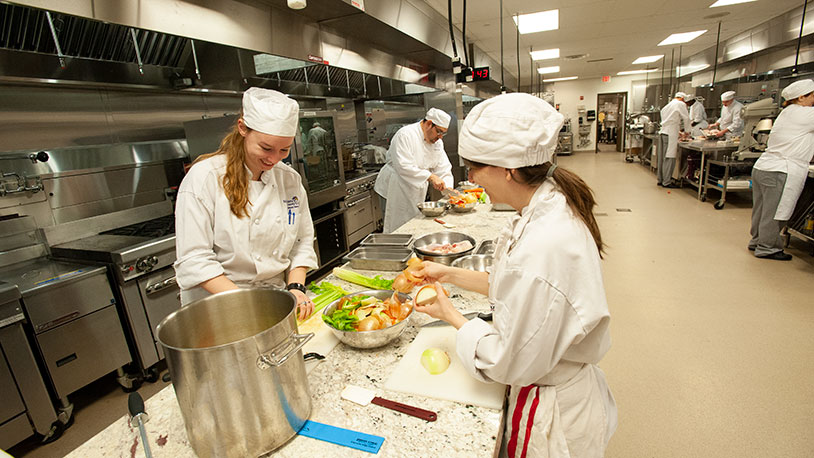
702, 156, 757, 209
677, 140, 739, 201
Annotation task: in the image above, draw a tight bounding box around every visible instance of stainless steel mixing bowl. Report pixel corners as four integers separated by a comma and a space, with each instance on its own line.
322, 290, 413, 349
417, 201, 448, 217
451, 254, 493, 272
412, 232, 476, 265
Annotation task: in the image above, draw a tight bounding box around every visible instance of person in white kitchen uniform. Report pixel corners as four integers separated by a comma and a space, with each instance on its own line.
174, 88, 319, 320
709, 90, 744, 138
748, 79, 814, 261
374, 108, 454, 233
685, 94, 709, 137
414, 93, 616, 458
657, 92, 691, 188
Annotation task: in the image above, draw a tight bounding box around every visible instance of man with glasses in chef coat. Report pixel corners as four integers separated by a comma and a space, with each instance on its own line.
374, 108, 454, 232
709, 91, 744, 139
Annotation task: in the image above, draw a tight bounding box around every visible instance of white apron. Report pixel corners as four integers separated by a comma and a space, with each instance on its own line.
775, 160, 809, 221
374, 164, 427, 233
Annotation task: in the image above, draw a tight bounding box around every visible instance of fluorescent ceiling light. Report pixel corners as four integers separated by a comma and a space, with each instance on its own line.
537, 66, 560, 74
658, 30, 707, 46
530, 48, 560, 60
710, 0, 756, 7
513, 10, 559, 34
617, 69, 659, 75
542, 76, 578, 82
632, 55, 664, 64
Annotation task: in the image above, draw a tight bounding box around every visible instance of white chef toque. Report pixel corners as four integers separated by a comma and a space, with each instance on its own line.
459, 93, 564, 168
425, 108, 452, 129
720, 91, 736, 102
242, 87, 299, 137
684, 94, 696, 102
780, 79, 814, 101
675, 92, 687, 99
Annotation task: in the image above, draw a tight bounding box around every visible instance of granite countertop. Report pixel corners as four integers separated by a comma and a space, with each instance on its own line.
66, 203, 516, 458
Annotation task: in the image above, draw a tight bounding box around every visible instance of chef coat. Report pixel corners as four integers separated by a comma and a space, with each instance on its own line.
659, 99, 691, 159
457, 181, 616, 457
689, 101, 709, 137
174, 154, 318, 305
753, 104, 814, 220
717, 100, 744, 138
373, 122, 453, 233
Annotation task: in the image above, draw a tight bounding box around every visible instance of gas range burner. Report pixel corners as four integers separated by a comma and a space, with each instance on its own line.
101, 215, 175, 238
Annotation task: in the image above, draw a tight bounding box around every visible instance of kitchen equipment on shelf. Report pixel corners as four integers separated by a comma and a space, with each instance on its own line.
451, 254, 493, 272
412, 232, 477, 265
157, 288, 313, 458
341, 385, 437, 422
417, 201, 448, 217
360, 233, 413, 248
384, 325, 506, 409
343, 247, 413, 271
643, 122, 658, 134
322, 290, 412, 349
128, 392, 152, 458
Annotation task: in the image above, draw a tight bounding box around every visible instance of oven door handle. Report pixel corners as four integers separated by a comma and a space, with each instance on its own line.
145, 276, 177, 295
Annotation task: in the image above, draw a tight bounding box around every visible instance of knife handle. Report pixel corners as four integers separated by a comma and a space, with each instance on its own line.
371, 396, 437, 422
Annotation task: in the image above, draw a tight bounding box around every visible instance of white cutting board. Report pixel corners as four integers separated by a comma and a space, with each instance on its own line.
384, 326, 506, 410
298, 314, 340, 373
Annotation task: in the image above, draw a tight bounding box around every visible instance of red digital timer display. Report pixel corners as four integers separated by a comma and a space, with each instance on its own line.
472, 67, 490, 81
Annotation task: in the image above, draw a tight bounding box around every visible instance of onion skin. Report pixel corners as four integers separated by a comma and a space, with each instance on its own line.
392, 274, 412, 293
356, 316, 380, 331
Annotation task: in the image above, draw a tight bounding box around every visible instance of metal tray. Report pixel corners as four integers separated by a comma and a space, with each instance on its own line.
343, 247, 413, 271
360, 233, 413, 247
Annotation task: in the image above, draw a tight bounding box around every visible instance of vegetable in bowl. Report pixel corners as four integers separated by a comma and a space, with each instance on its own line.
322, 292, 412, 332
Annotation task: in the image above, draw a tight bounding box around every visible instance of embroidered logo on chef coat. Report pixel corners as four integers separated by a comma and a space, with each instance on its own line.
284, 196, 300, 225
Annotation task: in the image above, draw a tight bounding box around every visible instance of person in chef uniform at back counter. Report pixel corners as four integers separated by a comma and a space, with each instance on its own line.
657, 92, 691, 188
748, 79, 814, 261
708, 90, 744, 138
685, 94, 709, 137
414, 93, 616, 458
374, 108, 454, 233
174, 88, 318, 319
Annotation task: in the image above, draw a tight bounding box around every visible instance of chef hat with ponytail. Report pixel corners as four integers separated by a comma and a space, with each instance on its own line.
242, 87, 299, 137
459, 93, 564, 168
781, 79, 814, 101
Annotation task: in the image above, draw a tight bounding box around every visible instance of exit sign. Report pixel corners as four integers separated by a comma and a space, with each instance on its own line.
602, 75, 611, 82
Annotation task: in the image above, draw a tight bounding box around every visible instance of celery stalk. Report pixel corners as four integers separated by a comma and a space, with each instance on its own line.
332, 267, 394, 290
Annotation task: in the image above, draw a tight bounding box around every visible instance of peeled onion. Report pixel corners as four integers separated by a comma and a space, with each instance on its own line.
420, 348, 450, 375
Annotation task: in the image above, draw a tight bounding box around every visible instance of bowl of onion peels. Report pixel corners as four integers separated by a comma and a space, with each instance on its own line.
321, 290, 413, 349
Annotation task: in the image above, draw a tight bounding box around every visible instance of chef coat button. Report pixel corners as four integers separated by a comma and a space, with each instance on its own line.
273, 250, 279, 256
254, 219, 260, 225
276, 217, 281, 223
255, 255, 261, 261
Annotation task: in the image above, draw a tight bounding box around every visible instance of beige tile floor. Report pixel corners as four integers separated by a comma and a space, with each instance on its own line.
8, 151, 814, 457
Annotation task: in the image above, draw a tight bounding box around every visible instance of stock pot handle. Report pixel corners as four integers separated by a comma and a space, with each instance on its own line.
256, 332, 314, 369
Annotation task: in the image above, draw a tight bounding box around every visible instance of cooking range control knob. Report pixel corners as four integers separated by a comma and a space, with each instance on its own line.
136, 256, 159, 272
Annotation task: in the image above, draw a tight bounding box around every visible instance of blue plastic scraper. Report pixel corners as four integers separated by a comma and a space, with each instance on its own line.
297, 420, 385, 454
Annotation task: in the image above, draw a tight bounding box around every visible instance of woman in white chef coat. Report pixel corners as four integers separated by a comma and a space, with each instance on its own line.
748, 79, 814, 261
374, 108, 454, 233
709, 91, 744, 138
657, 92, 691, 188
174, 88, 319, 319
415, 94, 617, 458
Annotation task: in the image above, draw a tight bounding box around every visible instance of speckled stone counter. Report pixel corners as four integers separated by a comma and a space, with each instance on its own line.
66, 203, 515, 458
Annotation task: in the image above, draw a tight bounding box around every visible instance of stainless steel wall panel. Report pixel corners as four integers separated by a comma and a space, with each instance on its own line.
101, 90, 208, 143
45, 164, 170, 210
270, 6, 320, 62
50, 190, 167, 224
